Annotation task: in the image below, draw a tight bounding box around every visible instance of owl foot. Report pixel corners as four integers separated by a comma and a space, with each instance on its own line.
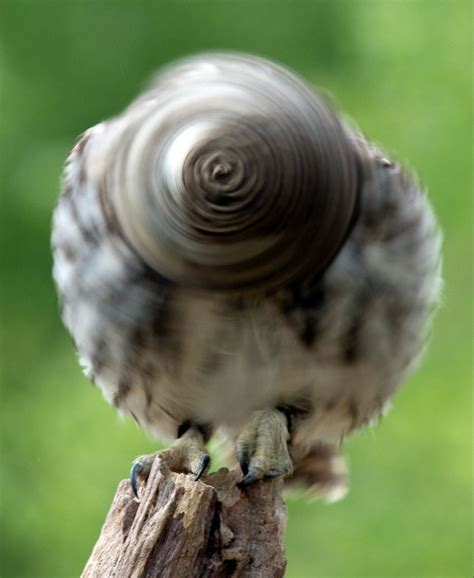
236, 409, 293, 487
130, 424, 210, 498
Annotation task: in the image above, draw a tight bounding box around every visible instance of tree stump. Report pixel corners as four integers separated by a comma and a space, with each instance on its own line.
82, 456, 288, 577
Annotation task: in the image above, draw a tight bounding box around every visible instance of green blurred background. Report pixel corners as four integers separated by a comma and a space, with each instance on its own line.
0, 1, 471, 577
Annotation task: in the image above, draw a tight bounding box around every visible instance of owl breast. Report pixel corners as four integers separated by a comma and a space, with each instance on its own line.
52, 121, 441, 444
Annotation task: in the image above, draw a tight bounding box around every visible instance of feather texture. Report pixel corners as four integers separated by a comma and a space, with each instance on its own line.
51, 54, 442, 497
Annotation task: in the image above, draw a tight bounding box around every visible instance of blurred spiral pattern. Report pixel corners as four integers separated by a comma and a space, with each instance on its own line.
102, 53, 361, 290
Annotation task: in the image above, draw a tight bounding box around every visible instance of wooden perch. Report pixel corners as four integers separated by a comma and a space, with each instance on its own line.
82, 456, 288, 577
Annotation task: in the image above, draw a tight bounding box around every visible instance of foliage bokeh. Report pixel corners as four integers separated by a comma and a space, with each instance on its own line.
0, 2, 471, 577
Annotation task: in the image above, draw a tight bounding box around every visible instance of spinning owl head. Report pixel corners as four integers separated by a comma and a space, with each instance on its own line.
93, 53, 362, 291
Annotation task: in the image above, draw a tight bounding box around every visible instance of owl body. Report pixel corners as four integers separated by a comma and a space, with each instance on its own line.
52, 55, 441, 496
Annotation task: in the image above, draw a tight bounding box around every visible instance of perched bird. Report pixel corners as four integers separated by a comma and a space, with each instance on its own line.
52, 53, 442, 501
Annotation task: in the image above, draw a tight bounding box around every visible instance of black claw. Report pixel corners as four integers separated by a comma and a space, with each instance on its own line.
130, 463, 142, 499
237, 453, 250, 476
237, 472, 259, 488
195, 454, 211, 481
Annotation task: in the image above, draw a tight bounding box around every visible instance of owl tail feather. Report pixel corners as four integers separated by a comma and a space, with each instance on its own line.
286, 442, 349, 503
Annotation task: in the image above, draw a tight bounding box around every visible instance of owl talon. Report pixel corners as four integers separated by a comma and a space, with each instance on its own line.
130, 426, 210, 498
235, 409, 294, 487
195, 453, 211, 481
237, 453, 250, 476
130, 456, 153, 499
130, 465, 140, 498
237, 472, 258, 488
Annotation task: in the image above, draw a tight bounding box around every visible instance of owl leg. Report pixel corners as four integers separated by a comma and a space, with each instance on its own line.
236, 408, 293, 486
130, 422, 211, 498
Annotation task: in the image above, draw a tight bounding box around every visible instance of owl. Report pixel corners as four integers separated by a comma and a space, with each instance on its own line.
51, 53, 442, 500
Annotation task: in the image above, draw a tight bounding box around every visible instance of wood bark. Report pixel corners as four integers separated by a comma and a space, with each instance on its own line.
82, 456, 287, 577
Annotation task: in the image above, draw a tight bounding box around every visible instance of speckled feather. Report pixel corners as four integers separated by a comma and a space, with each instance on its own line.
52, 67, 441, 498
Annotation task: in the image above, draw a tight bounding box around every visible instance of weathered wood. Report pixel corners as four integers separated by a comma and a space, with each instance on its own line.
82, 457, 287, 577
